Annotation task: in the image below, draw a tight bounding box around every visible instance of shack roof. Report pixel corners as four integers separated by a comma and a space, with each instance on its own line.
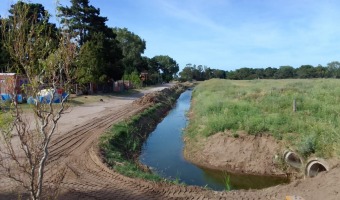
0, 73, 16, 76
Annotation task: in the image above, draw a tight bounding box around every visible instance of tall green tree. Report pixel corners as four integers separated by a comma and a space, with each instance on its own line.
58, 0, 123, 83
315, 64, 327, 78
212, 69, 226, 79
274, 66, 295, 79
8, 2, 58, 45
296, 65, 316, 78
150, 55, 179, 82
194, 65, 203, 80
179, 65, 194, 81
76, 31, 123, 83
231, 68, 257, 80
77, 32, 106, 84
327, 61, 340, 78
263, 67, 278, 78
2, 2, 59, 73
203, 66, 213, 80
0, 16, 10, 71
112, 28, 146, 73
58, 0, 111, 45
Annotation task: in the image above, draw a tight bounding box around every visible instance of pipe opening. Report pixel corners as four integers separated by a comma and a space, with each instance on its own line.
306, 161, 328, 177
284, 151, 303, 169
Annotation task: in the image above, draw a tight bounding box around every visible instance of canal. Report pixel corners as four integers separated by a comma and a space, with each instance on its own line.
139, 90, 287, 190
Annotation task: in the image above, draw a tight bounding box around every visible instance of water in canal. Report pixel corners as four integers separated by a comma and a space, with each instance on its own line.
139, 90, 288, 191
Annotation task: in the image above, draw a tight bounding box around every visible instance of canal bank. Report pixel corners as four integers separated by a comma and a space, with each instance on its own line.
140, 90, 288, 190
99, 83, 192, 181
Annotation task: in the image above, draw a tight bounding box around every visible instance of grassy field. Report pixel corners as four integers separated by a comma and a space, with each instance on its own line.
186, 79, 340, 158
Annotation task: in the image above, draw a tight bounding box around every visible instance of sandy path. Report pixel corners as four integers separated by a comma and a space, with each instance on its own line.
1, 84, 340, 199
54, 84, 173, 137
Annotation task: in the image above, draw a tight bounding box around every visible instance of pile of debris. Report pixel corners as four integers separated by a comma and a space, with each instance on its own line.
133, 84, 186, 106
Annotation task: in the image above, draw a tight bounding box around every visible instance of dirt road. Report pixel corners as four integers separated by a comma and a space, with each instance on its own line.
1, 84, 340, 199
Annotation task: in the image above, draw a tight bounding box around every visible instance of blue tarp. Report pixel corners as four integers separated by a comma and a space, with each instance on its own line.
1, 94, 11, 101
1, 94, 23, 103
1, 92, 67, 104
32, 92, 68, 104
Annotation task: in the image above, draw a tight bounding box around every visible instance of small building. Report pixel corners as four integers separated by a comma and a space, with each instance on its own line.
114, 80, 132, 92
0, 73, 28, 95
140, 72, 149, 81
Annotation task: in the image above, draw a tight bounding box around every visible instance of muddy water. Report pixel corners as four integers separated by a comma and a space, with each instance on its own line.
139, 90, 288, 190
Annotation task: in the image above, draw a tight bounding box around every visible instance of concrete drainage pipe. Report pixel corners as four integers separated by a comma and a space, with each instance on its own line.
305, 159, 329, 177
283, 150, 303, 169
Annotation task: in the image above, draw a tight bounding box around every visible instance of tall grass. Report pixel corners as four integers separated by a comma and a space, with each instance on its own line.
186, 79, 340, 158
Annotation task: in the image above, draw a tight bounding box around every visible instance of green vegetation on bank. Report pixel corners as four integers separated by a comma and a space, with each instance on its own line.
99, 84, 188, 181
186, 79, 340, 158
100, 104, 164, 181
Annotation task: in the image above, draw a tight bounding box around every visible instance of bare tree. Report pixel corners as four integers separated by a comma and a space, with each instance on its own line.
0, 2, 76, 199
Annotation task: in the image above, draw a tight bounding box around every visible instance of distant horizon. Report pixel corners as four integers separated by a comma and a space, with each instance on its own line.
1, 0, 340, 71
182, 63, 336, 71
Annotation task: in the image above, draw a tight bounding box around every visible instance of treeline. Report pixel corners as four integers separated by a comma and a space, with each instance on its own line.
178, 62, 340, 81
178, 64, 227, 81
0, 0, 179, 87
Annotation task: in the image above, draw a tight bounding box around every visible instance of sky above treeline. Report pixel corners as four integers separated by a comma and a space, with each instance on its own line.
1, 0, 340, 71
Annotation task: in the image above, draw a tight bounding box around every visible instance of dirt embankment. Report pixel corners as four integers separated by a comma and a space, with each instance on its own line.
133, 84, 190, 106
183, 126, 339, 181
184, 132, 288, 176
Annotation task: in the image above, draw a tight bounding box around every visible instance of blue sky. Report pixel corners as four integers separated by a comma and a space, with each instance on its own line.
1, 0, 340, 71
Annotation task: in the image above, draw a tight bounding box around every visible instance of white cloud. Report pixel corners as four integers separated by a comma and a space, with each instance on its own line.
149, 0, 340, 69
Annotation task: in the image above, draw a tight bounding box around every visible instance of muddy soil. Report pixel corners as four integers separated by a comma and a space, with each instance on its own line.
1, 83, 340, 200
184, 132, 289, 176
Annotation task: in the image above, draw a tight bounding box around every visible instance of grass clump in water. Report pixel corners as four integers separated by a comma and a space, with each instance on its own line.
223, 172, 231, 191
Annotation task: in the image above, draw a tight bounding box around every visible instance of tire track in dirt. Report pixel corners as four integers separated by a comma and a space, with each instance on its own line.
43, 99, 234, 199
47, 105, 142, 164
46, 103, 163, 199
